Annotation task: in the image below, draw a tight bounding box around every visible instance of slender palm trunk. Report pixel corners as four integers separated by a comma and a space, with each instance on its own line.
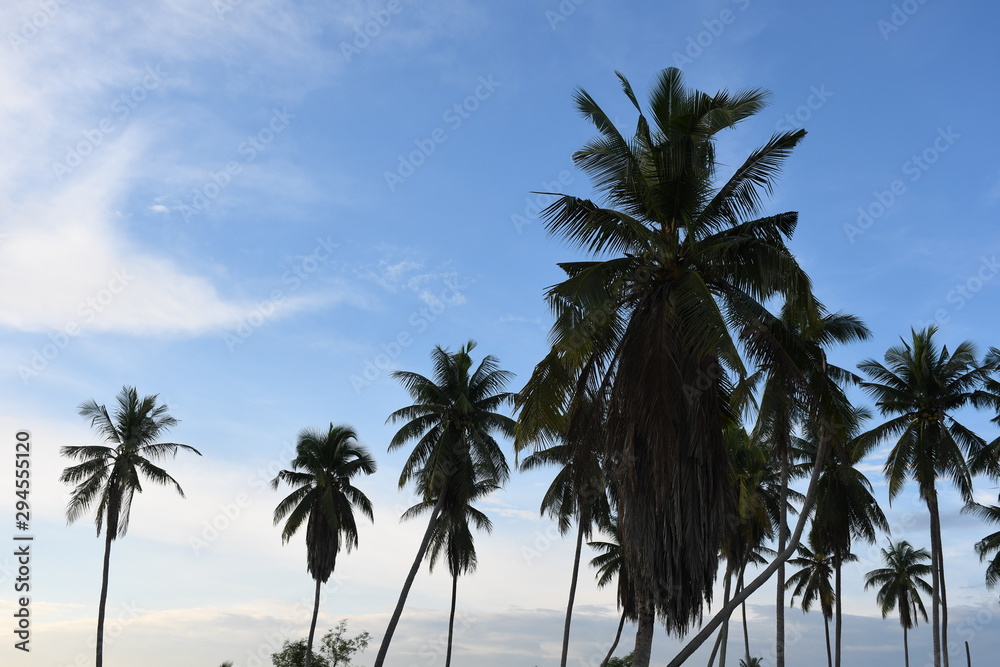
633, 597, 654, 667
666, 427, 831, 666
928, 492, 942, 667
708, 627, 725, 667
445, 570, 458, 667
601, 610, 627, 667
304, 577, 321, 667
835, 558, 842, 667
95, 528, 114, 667
739, 563, 751, 664
719, 566, 733, 667
776, 442, 789, 667
373, 495, 446, 667
904, 624, 909, 667
561, 519, 585, 667
823, 616, 832, 667
934, 506, 950, 667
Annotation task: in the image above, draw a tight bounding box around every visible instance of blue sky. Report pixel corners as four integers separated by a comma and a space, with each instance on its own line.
1, 0, 1000, 665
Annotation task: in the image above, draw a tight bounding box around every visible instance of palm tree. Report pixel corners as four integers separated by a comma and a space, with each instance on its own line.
373, 341, 515, 667
513, 66, 844, 665
753, 307, 870, 667
859, 326, 1000, 667
520, 392, 610, 667
589, 514, 638, 667
863, 540, 932, 667
402, 471, 495, 667
963, 501, 1000, 588
271, 424, 376, 667
59, 386, 201, 667
805, 408, 888, 667
785, 539, 836, 667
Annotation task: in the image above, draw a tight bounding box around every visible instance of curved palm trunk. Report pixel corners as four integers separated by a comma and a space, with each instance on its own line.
823, 616, 832, 667
304, 577, 322, 667
373, 495, 446, 667
835, 558, 842, 667
560, 519, 586, 667
667, 428, 832, 666
601, 609, 628, 667
776, 443, 789, 667
95, 527, 114, 667
633, 598, 654, 667
445, 570, 458, 667
903, 624, 909, 667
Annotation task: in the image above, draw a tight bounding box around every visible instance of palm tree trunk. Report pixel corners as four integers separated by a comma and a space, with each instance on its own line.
633, 597, 654, 667
719, 566, 733, 667
935, 506, 950, 667
304, 577, 321, 667
601, 609, 627, 667
445, 570, 458, 667
740, 563, 751, 664
666, 426, 832, 666
373, 494, 446, 667
928, 491, 942, 667
776, 441, 789, 667
823, 616, 832, 667
904, 624, 909, 667
835, 558, 842, 667
95, 527, 114, 667
708, 627, 725, 667
561, 519, 585, 667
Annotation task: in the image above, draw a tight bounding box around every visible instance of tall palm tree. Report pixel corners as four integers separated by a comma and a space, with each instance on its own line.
520, 391, 610, 667
863, 540, 932, 667
59, 386, 201, 667
271, 424, 376, 667
805, 408, 888, 667
402, 471, 496, 667
859, 326, 1000, 667
753, 307, 870, 667
589, 514, 638, 667
514, 67, 844, 665
373, 341, 515, 667
785, 539, 836, 667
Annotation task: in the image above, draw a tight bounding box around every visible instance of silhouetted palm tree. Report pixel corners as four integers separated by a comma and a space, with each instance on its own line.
513, 66, 839, 666
963, 501, 1000, 588
806, 407, 888, 667
859, 327, 1000, 667
271, 424, 376, 667
59, 386, 201, 667
373, 341, 515, 667
520, 391, 610, 667
402, 471, 495, 667
785, 539, 836, 667
864, 540, 932, 667
589, 514, 638, 667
